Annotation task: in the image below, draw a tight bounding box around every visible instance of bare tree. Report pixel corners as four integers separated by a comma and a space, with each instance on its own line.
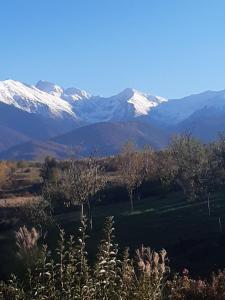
141, 146, 157, 179
168, 134, 210, 201
119, 141, 146, 211
62, 157, 106, 229
135, 146, 157, 201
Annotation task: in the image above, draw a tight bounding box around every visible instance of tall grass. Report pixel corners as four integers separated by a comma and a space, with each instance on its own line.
0, 217, 167, 300
1, 218, 225, 299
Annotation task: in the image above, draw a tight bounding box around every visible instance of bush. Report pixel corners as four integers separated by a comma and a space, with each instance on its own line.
18, 198, 53, 229
167, 268, 225, 300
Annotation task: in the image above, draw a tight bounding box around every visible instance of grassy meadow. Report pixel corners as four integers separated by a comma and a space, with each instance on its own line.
1, 188, 225, 280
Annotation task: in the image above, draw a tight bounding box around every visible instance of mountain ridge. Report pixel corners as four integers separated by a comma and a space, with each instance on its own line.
0, 120, 169, 160
1, 79, 225, 159
0, 79, 167, 122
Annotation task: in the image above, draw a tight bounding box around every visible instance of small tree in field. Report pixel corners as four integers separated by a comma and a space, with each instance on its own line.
141, 146, 157, 181
210, 133, 225, 187
62, 157, 106, 229
134, 146, 157, 201
168, 134, 210, 200
0, 161, 13, 189
40, 156, 59, 184
0, 162, 7, 189
119, 142, 146, 211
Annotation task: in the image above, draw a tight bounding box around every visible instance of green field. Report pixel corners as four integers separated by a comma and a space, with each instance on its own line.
1, 190, 225, 279
57, 190, 225, 277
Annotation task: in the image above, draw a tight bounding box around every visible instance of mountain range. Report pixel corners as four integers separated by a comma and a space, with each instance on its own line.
1, 79, 225, 160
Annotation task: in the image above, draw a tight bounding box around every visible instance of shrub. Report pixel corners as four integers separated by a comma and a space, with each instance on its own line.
40, 156, 59, 183
18, 198, 53, 229
15, 225, 41, 269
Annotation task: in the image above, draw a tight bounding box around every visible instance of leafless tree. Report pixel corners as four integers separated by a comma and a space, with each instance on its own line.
62, 157, 106, 229
119, 141, 146, 211
141, 146, 157, 179
168, 134, 210, 201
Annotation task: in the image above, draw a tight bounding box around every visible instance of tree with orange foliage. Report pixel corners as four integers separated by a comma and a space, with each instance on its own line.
0, 161, 11, 189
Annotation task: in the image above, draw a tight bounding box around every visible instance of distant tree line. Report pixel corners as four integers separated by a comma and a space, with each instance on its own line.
40, 134, 225, 223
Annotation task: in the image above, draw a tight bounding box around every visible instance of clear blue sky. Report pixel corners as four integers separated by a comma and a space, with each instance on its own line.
1, 0, 225, 98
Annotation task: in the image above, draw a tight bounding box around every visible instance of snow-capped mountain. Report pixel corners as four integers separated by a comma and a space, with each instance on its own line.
150, 90, 225, 124
39, 81, 167, 122
2, 78, 225, 159
36, 80, 64, 97
70, 88, 167, 123
62, 87, 91, 103
0, 79, 167, 123
0, 79, 168, 154
36, 80, 91, 102
0, 80, 76, 119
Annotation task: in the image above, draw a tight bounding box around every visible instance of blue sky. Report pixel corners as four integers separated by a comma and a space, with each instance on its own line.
1, 0, 225, 98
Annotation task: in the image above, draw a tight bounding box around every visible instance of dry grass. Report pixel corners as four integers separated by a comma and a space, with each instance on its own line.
15, 225, 40, 268
0, 196, 39, 208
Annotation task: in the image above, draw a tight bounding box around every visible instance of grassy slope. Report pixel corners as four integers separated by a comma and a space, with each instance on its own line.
60, 190, 225, 277
1, 190, 225, 279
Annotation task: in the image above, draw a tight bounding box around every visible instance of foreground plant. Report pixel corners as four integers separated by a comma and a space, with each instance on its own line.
5, 218, 225, 299
0, 217, 168, 300
15, 225, 40, 268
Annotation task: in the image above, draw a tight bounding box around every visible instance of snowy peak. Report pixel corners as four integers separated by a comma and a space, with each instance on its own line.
36, 80, 63, 97
63, 87, 91, 103
151, 89, 225, 124
0, 79, 75, 119
117, 87, 167, 105
0, 79, 167, 123
117, 88, 137, 99
71, 88, 167, 123
113, 88, 167, 116
36, 80, 91, 102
